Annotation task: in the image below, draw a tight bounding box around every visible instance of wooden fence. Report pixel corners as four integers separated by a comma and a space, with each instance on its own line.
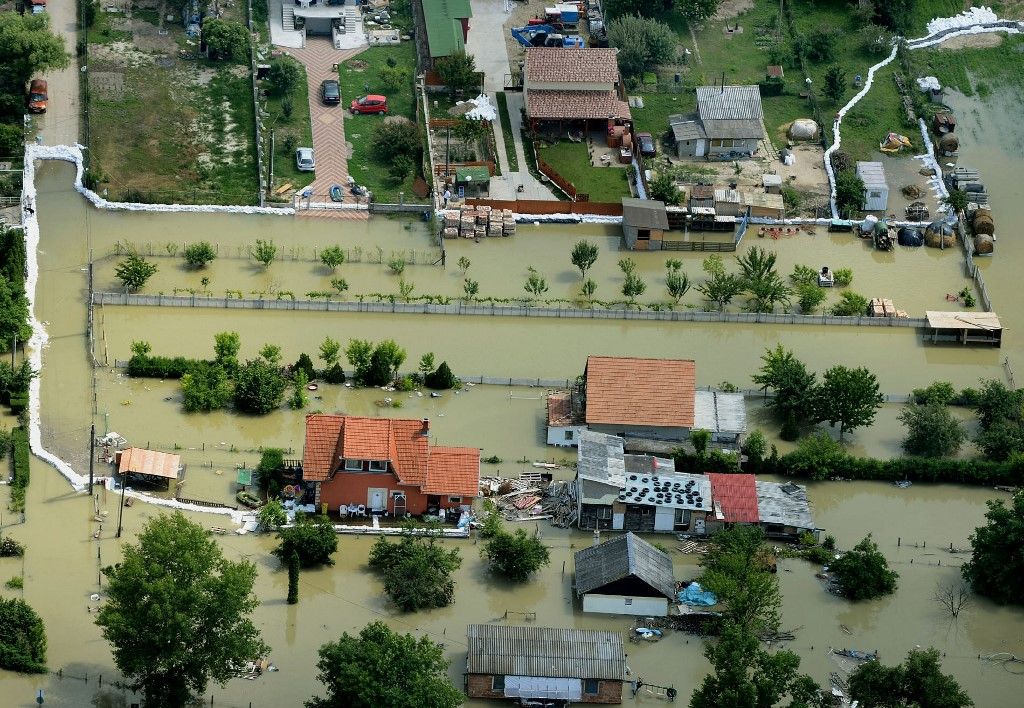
464, 198, 623, 216
537, 156, 579, 199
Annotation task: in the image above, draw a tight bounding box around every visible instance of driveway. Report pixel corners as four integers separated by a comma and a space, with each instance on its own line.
35, 2, 80, 146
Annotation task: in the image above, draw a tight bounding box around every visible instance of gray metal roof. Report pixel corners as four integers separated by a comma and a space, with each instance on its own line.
697, 85, 764, 121
669, 113, 707, 141
577, 431, 626, 487
466, 624, 625, 680
755, 480, 815, 530
693, 391, 747, 434
856, 161, 888, 189
622, 198, 669, 230
573, 532, 677, 600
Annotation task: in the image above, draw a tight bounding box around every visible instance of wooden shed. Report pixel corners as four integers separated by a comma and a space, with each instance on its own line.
117, 447, 182, 488
621, 198, 669, 250
574, 532, 677, 616
925, 311, 1002, 347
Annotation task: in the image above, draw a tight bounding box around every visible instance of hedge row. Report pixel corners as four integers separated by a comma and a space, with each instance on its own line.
127, 354, 204, 379
757, 452, 1023, 487
10, 426, 30, 512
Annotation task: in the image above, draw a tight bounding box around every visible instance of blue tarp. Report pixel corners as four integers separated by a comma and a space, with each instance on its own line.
678, 582, 717, 606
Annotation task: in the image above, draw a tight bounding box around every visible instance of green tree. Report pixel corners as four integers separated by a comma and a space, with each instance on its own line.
345, 339, 374, 382
320, 245, 345, 272
741, 430, 767, 466
962, 493, 1024, 604
649, 171, 682, 204
388, 257, 406, 275
457, 256, 471, 273
319, 336, 341, 368
622, 273, 646, 304
697, 271, 745, 311
831, 290, 869, 316
213, 331, 241, 375
481, 529, 550, 581
434, 50, 478, 98
95, 512, 267, 706
367, 526, 462, 611
700, 526, 780, 636
115, 252, 158, 291
287, 551, 300, 605
690, 428, 711, 458
463, 277, 479, 300
374, 340, 406, 380
973, 380, 1024, 461
388, 154, 414, 183
781, 432, 846, 481
524, 266, 548, 298
290, 368, 309, 409
815, 365, 884, 440
0, 14, 69, 115
745, 272, 791, 313
736, 246, 777, 284
233, 358, 287, 414
378, 64, 410, 91
306, 621, 462, 708
180, 362, 232, 412
944, 188, 969, 215
666, 270, 690, 303
371, 122, 421, 164
202, 18, 249, 61
912, 381, 956, 405
823, 65, 846, 104
418, 352, 436, 379
274, 514, 338, 567
260, 343, 282, 366
606, 14, 678, 78
252, 239, 277, 267
0, 278, 30, 347
424, 360, 458, 390
796, 282, 826, 314
268, 58, 301, 95
899, 403, 967, 457
257, 498, 287, 530
835, 170, 865, 218
618, 257, 637, 276
397, 277, 414, 302
257, 448, 284, 495
331, 277, 349, 296
829, 535, 898, 600
580, 278, 597, 301
0, 597, 47, 673
752, 345, 818, 428
570, 240, 599, 278
183, 241, 216, 268
849, 647, 973, 708
675, 0, 721, 22
294, 352, 316, 380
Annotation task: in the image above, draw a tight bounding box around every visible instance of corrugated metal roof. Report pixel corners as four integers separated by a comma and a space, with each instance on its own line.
622, 198, 669, 230
696, 85, 764, 121
466, 624, 625, 680
693, 391, 747, 434
577, 431, 626, 486
584, 356, 696, 428
755, 480, 815, 530
856, 161, 888, 189
118, 448, 181, 479
573, 532, 676, 600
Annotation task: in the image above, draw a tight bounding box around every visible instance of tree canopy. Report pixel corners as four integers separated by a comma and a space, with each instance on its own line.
115, 253, 158, 291
972, 380, 1024, 461
606, 14, 677, 78
233, 357, 286, 414
829, 535, 898, 601
434, 50, 478, 97
367, 526, 462, 611
0, 13, 69, 118
274, 513, 338, 567
481, 528, 551, 581
752, 346, 818, 430
306, 621, 462, 708
181, 361, 232, 412
962, 492, 1024, 604
202, 18, 250, 61
570, 240, 599, 278
700, 526, 780, 637
848, 647, 973, 708
0, 597, 47, 673
95, 512, 268, 706
815, 365, 884, 440
899, 402, 967, 457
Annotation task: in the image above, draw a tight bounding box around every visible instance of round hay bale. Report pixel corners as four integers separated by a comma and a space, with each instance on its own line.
939, 133, 959, 154
897, 227, 923, 247
974, 233, 994, 255
924, 220, 955, 248
972, 208, 995, 235
788, 119, 819, 141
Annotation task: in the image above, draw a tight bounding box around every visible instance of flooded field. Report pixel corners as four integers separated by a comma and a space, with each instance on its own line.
2, 84, 1022, 706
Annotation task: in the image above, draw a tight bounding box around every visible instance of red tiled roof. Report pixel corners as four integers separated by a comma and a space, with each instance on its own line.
302, 414, 345, 481
526, 89, 631, 121
707, 473, 759, 523
525, 47, 621, 84
340, 417, 393, 460
547, 392, 583, 426
425, 446, 481, 497
391, 418, 430, 487
584, 356, 696, 428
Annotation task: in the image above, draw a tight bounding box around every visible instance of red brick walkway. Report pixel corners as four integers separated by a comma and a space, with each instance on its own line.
286, 39, 368, 220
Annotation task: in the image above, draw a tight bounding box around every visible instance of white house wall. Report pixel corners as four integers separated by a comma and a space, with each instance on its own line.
612, 513, 624, 530
582, 593, 669, 617
654, 505, 675, 531
547, 425, 587, 447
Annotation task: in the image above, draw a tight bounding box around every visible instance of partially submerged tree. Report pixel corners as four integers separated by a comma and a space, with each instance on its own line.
115, 252, 158, 291
252, 239, 277, 268
666, 270, 690, 303
829, 535, 898, 601
320, 246, 346, 272
524, 266, 548, 299
274, 514, 338, 568
814, 365, 884, 440
233, 358, 287, 414
424, 361, 458, 390
752, 345, 818, 429
899, 402, 967, 457
700, 526, 780, 637
367, 526, 462, 611
180, 362, 232, 412
848, 648, 973, 708
96, 512, 268, 706
183, 241, 216, 268
962, 492, 1024, 605
0, 597, 47, 673
481, 529, 551, 582
213, 331, 241, 375
570, 240, 599, 278
933, 580, 971, 619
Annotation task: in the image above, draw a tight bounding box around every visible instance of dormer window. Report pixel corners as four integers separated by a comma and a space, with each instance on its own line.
368, 460, 388, 472
343, 459, 363, 471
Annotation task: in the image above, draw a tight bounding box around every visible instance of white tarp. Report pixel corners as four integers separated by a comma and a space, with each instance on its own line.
504, 676, 583, 701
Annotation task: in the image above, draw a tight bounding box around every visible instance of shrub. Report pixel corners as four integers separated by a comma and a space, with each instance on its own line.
9, 427, 30, 513
202, 18, 250, 61
181, 362, 232, 413
257, 499, 287, 530
0, 537, 25, 557
831, 291, 869, 316
833, 268, 853, 287
368, 528, 462, 611
273, 514, 337, 567
183, 241, 216, 268
293, 353, 316, 381
830, 535, 898, 600
371, 122, 421, 166
0, 597, 47, 673
482, 529, 551, 581
911, 381, 956, 406
127, 353, 199, 379
323, 362, 346, 384
424, 361, 458, 390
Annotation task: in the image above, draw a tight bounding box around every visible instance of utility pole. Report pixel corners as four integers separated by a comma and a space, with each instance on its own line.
116, 479, 126, 538
268, 129, 275, 195
88, 423, 95, 491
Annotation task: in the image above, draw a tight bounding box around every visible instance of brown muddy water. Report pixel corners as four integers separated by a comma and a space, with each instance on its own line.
1, 89, 1022, 706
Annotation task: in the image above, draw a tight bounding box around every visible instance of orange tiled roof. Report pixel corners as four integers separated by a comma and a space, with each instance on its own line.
525, 47, 621, 84
547, 392, 583, 426
584, 356, 696, 428
526, 89, 631, 121
340, 417, 393, 460
707, 473, 759, 523
425, 446, 481, 498
302, 414, 345, 481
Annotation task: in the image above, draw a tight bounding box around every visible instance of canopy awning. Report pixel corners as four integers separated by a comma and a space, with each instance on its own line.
504, 676, 583, 701
456, 166, 490, 183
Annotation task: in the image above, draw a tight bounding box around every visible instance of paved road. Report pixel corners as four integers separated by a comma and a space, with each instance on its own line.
35, 3, 81, 146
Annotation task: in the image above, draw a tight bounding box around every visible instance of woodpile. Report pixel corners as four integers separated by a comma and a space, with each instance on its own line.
868, 298, 908, 318
440, 206, 516, 238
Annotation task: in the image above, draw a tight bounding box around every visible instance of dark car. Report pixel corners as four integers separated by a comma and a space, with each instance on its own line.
320, 79, 341, 105
637, 132, 656, 157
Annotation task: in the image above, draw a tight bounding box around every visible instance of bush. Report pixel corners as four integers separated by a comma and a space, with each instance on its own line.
911, 381, 956, 405
183, 241, 216, 268
371, 122, 421, 166
268, 59, 302, 96
424, 361, 458, 390
9, 427, 30, 513
801, 545, 833, 565
741, 430, 767, 466
127, 353, 200, 379
181, 362, 232, 412
0, 597, 47, 673
831, 291, 869, 317
368, 528, 462, 611
0, 537, 25, 557
833, 268, 853, 287
829, 535, 898, 601
233, 359, 286, 414
323, 362, 346, 384
203, 18, 250, 61
257, 499, 287, 530
481, 529, 551, 581
293, 353, 316, 381
273, 514, 337, 567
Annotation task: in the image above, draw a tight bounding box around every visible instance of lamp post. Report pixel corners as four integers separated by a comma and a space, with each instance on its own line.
116, 477, 126, 538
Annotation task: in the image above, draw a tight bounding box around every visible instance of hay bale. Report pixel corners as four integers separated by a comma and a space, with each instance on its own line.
972, 209, 995, 236
974, 233, 994, 255
788, 119, 819, 140
924, 220, 955, 248
938, 133, 959, 154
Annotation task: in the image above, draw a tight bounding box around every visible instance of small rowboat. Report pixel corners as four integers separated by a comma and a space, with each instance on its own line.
329, 184, 344, 202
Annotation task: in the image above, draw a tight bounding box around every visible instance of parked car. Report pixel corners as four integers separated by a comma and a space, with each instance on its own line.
295, 147, 315, 172
637, 132, 656, 157
350, 94, 388, 115
320, 79, 340, 105
28, 79, 48, 114
30, 0, 46, 14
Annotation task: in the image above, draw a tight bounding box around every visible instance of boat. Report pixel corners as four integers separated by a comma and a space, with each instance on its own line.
329, 184, 344, 202
831, 647, 878, 661
894, 480, 912, 489
633, 627, 663, 641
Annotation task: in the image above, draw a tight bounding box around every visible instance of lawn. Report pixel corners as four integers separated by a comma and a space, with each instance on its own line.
338, 43, 427, 203
536, 141, 630, 203
631, 92, 696, 137
495, 92, 519, 171
917, 33, 1024, 97
263, 58, 314, 192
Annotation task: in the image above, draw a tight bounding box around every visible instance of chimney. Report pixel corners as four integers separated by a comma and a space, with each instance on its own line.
421, 418, 430, 435
592, 528, 601, 546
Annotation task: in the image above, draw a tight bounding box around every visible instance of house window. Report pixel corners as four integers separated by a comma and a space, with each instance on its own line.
624, 598, 633, 606
368, 460, 387, 472
564, 430, 574, 441
448, 496, 462, 504
343, 459, 362, 471
584, 678, 600, 694
597, 507, 612, 520
492, 675, 506, 691
869, 191, 882, 198
637, 229, 651, 240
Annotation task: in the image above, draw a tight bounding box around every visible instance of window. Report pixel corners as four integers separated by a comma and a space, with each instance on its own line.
368, 460, 387, 472
584, 679, 600, 694
448, 496, 462, 504
597, 507, 612, 520
343, 459, 362, 471
637, 229, 651, 240
492, 675, 505, 691
869, 190, 882, 198
564, 430, 574, 441
624, 598, 633, 606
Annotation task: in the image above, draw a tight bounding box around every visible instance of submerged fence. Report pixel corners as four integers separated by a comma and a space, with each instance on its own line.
93, 291, 929, 329
957, 220, 994, 311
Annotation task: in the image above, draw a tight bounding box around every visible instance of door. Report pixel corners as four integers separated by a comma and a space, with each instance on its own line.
368, 488, 386, 512
695, 139, 706, 157
392, 492, 407, 518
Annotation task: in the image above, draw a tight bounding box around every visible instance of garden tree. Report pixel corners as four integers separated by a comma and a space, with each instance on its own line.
233, 358, 287, 414
306, 621, 462, 708
418, 352, 436, 379
257, 447, 285, 495
944, 188, 969, 215
434, 50, 478, 98
0, 597, 47, 673
649, 171, 682, 205
319, 245, 345, 272
0, 13, 69, 118
424, 360, 458, 390
835, 170, 865, 217
606, 14, 677, 78
580, 278, 597, 301
96, 512, 268, 706
803, 27, 839, 63
379, 64, 410, 91
287, 551, 300, 605
848, 648, 973, 708
962, 493, 1024, 604
213, 330, 241, 375
697, 270, 745, 311
829, 535, 898, 600
388, 154, 414, 183
0, 278, 30, 346
319, 336, 341, 368
745, 273, 791, 313
971, 380, 1024, 460
330, 277, 348, 296
180, 362, 232, 412
373, 339, 406, 381
293, 352, 316, 380
260, 343, 282, 367
457, 256, 471, 273
481, 529, 551, 581
898, 403, 967, 457
862, 24, 895, 55
796, 283, 826, 314
115, 252, 158, 291
699, 526, 781, 636
463, 277, 479, 300
752, 345, 818, 429
268, 58, 301, 95
397, 277, 414, 301
274, 513, 338, 567
524, 266, 548, 298
570, 240, 599, 278
815, 365, 884, 440
823, 65, 846, 103
345, 339, 374, 382
291, 369, 309, 409
0, 123, 21, 155
202, 18, 250, 61
257, 498, 287, 530
666, 270, 690, 303
371, 121, 421, 164
831, 290, 869, 316
621, 273, 646, 304
741, 429, 767, 466
183, 241, 216, 268
675, 0, 721, 22
874, 0, 916, 34
252, 239, 277, 267
367, 525, 462, 611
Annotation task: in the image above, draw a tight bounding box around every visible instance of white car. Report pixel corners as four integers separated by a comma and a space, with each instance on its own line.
295, 147, 315, 172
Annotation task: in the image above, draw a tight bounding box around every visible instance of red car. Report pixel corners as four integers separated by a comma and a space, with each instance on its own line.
350, 94, 388, 115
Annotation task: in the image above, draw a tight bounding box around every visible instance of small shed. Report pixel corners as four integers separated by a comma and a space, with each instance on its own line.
761, 173, 783, 194
621, 198, 669, 250
573, 532, 677, 616
925, 311, 1002, 347
117, 447, 181, 488
455, 165, 490, 196
856, 161, 889, 211
742, 190, 784, 219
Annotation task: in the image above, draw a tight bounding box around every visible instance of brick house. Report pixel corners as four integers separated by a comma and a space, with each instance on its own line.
466, 624, 625, 704
301, 414, 480, 518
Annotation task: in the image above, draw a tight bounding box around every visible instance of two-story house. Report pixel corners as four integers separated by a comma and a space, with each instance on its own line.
301, 414, 480, 518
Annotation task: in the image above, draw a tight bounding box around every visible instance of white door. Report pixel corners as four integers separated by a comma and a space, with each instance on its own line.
695, 139, 706, 158
368, 488, 386, 511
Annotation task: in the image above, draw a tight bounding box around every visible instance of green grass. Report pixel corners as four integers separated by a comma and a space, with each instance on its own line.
631, 92, 696, 137
263, 59, 314, 191
536, 141, 630, 203
202, 69, 258, 199
917, 34, 1024, 97
495, 92, 519, 172
837, 65, 910, 161
338, 43, 426, 203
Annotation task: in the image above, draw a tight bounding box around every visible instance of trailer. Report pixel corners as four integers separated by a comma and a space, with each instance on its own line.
510, 24, 585, 47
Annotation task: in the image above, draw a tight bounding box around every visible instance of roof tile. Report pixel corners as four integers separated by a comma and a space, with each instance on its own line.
425, 446, 481, 497
526, 89, 631, 121
707, 473, 759, 523
525, 47, 621, 84
585, 356, 696, 428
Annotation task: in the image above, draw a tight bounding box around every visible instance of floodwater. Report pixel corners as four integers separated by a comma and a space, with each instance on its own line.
1, 85, 1023, 705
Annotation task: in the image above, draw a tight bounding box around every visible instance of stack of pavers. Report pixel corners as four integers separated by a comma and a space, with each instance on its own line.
438, 206, 517, 238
